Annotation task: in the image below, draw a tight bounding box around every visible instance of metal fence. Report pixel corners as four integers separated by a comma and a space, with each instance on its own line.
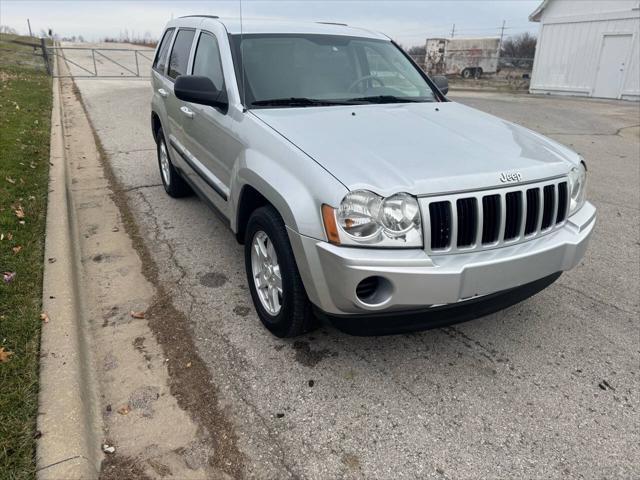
46, 46, 154, 78
0, 36, 154, 78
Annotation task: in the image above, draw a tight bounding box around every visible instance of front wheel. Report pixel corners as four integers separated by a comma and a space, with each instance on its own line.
244, 206, 317, 337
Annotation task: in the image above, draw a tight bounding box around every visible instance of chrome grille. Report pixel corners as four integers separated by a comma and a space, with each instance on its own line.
421, 179, 570, 255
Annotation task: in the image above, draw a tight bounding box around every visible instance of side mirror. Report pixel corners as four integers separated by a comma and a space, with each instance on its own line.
174, 75, 228, 112
432, 75, 449, 95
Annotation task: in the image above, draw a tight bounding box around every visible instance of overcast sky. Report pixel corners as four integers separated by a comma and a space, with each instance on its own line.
1, 0, 541, 47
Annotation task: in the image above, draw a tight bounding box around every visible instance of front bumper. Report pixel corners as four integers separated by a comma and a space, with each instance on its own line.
288, 201, 596, 316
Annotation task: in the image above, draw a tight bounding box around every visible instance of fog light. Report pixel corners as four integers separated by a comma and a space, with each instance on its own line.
355, 276, 393, 306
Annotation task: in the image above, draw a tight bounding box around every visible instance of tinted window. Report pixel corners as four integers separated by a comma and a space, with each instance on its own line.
168, 29, 195, 80
192, 33, 224, 90
153, 28, 174, 73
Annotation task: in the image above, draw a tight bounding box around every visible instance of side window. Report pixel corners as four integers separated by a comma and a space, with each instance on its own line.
168, 29, 195, 80
153, 28, 175, 74
192, 32, 225, 90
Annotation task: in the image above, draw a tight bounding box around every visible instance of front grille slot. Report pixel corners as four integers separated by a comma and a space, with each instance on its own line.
429, 201, 451, 249
504, 191, 522, 241
481, 194, 500, 244
456, 198, 477, 247
425, 178, 569, 254
556, 182, 568, 223
541, 185, 555, 229
525, 188, 540, 235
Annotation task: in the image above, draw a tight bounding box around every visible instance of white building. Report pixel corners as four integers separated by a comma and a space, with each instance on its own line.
529, 0, 640, 100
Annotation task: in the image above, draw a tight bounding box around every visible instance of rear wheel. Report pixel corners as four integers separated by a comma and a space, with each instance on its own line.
156, 127, 191, 198
461, 68, 473, 79
244, 206, 317, 337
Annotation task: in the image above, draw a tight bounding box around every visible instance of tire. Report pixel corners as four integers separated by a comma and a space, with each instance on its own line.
461, 68, 472, 79
244, 205, 317, 337
156, 127, 191, 198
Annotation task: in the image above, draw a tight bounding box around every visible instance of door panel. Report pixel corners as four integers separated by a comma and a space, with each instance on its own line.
181, 31, 243, 213
593, 35, 632, 99
164, 29, 198, 182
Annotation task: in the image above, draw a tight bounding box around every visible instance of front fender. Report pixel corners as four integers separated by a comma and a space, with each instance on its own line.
230, 148, 347, 240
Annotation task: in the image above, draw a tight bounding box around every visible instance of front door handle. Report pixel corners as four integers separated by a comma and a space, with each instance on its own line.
158, 88, 168, 98
180, 106, 194, 119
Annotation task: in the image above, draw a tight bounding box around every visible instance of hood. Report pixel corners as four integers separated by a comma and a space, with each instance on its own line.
252, 101, 580, 196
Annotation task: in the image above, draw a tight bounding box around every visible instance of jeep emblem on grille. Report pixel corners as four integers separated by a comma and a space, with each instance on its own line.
499, 172, 523, 183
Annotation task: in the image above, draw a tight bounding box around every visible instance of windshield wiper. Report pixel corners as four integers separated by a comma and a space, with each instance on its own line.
345, 95, 427, 104
251, 97, 352, 107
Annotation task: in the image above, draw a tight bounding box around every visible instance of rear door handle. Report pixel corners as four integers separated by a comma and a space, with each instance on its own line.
180, 106, 194, 119
158, 88, 168, 98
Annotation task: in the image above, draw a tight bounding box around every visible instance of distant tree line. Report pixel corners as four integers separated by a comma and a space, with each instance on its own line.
500, 32, 537, 66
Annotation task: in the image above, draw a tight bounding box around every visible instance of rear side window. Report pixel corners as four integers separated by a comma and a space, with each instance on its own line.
192, 32, 224, 90
168, 29, 195, 80
153, 28, 174, 73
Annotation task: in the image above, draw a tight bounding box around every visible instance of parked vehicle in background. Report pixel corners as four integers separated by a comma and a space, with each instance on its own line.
150, 16, 595, 337
425, 37, 500, 78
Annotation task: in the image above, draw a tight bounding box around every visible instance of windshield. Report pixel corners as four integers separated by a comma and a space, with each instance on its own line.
230, 34, 438, 108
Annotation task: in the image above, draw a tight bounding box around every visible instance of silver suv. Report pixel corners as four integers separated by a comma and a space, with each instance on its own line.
150, 16, 595, 337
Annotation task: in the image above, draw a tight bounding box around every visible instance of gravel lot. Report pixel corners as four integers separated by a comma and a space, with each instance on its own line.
67, 43, 639, 479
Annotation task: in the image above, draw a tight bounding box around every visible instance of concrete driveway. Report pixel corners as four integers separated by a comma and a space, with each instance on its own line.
68, 45, 639, 479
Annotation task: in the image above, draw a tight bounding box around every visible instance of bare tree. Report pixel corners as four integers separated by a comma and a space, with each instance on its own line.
501, 32, 537, 67
407, 45, 426, 67
0, 25, 19, 34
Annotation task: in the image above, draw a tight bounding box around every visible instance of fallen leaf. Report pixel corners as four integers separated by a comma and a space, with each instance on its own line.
0, 233, 3, 241
6, 233, 13, 241
186, 362, 192, 368
130, 310, 145, 319
6, 177, 15, 184
14, 206, 25, 219
0, 347, 13, 363
117, 405, 131, 415
3, 272, 16, 283
40, 312, 49, 323
12, 245, 22, 255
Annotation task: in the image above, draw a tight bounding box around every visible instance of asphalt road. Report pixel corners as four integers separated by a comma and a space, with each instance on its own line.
68, 45, 639, 479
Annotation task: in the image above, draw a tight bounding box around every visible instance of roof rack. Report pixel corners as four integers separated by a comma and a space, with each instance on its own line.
316, 21, 348, 27
179, 15, 219, 19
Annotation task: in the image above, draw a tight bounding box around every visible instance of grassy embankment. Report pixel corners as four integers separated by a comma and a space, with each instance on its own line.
0, 33, 52, 479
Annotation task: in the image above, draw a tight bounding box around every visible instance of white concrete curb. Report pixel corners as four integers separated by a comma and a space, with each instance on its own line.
35, 50, 102, 480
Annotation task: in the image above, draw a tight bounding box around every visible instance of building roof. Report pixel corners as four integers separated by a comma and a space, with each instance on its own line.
529, 0, 550, 22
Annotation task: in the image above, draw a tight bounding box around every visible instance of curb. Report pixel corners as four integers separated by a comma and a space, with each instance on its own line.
35, 49, 103, 480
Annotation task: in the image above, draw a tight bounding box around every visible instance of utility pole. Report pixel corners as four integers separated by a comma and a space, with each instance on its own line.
450, 24, 455, 38
27, 18, 33, 37
498, 20, 506, 52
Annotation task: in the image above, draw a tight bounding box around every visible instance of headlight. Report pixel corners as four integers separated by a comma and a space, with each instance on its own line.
324, 190, 422, 247
567, 161, 587, 215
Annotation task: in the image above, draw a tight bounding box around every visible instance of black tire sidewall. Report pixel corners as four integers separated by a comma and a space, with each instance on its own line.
156, 128, 173, 191
244, 207, 301, 337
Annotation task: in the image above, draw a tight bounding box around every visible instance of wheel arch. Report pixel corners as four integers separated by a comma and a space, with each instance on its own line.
151, 111, 162, 143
